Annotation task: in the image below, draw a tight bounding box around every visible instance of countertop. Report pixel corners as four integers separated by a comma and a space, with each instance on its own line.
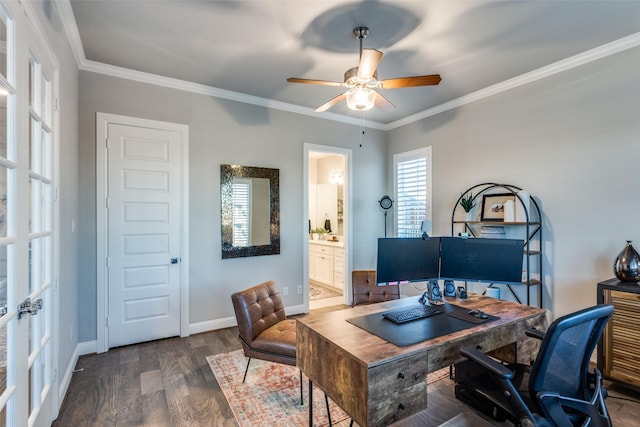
309, 239, 344, 248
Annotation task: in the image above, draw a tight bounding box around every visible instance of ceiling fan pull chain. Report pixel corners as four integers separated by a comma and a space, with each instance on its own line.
359, 112, 365, 147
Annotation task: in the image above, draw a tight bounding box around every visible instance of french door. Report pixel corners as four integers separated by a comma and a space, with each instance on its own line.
0, 1, 58, 426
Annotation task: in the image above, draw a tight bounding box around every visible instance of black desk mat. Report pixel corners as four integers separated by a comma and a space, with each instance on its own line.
346, 302, 499, 347
446, 308, 499, 324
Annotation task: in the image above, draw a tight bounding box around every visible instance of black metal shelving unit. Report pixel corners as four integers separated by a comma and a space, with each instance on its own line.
450, 183, 543, 308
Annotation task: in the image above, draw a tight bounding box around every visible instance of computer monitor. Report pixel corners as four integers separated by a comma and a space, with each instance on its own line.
439, 237, 524, 285
376, 237, 441, 284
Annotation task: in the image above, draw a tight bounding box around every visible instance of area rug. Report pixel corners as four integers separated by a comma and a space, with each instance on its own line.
207, 349, 348, 426
309, 283, 342, 300
207, 349, 451, 427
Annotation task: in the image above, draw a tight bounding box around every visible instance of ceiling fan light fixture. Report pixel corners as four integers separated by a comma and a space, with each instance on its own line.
345, 87, 376, 111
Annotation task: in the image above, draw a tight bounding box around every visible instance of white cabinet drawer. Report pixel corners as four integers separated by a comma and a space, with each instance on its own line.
310, 243, 334, 256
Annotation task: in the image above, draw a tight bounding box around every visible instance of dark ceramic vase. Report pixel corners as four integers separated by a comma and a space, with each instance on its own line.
613, 240, 640, 283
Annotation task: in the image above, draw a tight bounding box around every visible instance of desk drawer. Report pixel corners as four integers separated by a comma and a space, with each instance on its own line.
368, 352, 430, 426
427, 324, 516, 372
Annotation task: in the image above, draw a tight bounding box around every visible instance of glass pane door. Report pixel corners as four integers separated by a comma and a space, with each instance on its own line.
0, 1, 57, 425
0, 2, 15, 425
26, 44, 54, 427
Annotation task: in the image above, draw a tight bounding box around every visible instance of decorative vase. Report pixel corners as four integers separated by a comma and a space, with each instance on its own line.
463, 211, 474, 222
613, 240, 640, 283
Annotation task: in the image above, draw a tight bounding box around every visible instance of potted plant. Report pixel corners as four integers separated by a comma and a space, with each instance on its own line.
311, 228, 328, 240
460, 192, 476, 221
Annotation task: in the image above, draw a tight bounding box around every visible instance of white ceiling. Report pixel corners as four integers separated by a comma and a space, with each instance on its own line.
65, 1, 640, 128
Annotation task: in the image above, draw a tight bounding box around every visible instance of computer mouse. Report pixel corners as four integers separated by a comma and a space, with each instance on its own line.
468, 309, 488, 319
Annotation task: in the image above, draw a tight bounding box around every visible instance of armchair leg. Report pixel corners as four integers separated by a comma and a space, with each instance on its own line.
242, 358, 251, 383
307, 379, 334, 427
325, 392, 332, 426
309, 379, 313, 426
299, 369, 303, 405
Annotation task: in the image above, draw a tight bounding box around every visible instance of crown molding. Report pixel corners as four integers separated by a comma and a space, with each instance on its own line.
56, 0, 639, 132
385, 31, 640, 130
80, 59, 387, 130
55, 0, 86, 66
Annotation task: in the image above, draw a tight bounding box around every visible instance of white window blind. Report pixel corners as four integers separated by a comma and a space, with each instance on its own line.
394, 148, 431, 238
232, 180, 251, 246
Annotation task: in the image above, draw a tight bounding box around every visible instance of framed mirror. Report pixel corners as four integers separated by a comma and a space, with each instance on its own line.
220, 164, 280, 258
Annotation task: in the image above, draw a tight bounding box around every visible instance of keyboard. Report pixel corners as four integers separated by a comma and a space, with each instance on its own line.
383, 305, 442, 324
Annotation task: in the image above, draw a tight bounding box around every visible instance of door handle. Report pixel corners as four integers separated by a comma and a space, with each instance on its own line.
18, 297, 43, 319
171, 257, 181, 264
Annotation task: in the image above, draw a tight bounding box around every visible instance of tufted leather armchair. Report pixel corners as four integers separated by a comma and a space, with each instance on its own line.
231, 280, 296, 372
231, 280, 335, 416
351, 270, 400, 306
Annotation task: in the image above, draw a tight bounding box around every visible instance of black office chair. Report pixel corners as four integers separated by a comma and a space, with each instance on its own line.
455, 304, 614, 427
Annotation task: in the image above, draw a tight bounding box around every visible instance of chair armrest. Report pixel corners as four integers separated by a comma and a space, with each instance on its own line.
524, 327, 545, 340
460, 347, 514, 379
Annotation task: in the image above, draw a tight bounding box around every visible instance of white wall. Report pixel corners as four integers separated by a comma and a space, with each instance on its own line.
78, 72, 387, 340
387, 47, 640, 318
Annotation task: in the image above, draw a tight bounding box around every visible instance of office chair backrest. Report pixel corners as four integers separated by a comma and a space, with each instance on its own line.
352, 270, 400, 306
231, 280, 287, 345
529, 304, 614, 405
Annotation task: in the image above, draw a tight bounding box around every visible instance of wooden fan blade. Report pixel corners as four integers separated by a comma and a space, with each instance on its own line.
287, 77, 343, 87
315, 93, 347, 112
374, 92, 395, 112
378, 74, 441, 89
357, 49, 383, 79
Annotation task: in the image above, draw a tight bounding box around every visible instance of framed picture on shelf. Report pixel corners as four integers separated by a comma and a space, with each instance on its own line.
481, 193, 515, 222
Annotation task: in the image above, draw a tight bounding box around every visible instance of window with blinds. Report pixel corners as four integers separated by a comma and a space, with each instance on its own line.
394, 148, 432, 238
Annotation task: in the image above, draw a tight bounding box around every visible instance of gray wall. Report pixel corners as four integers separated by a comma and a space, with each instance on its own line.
387, 47, 640, 317
37, 0, 640, 349
78, 72, 387, 340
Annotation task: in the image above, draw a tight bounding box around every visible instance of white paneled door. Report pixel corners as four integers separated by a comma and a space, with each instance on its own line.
96, 113, 188, 352
99, 116, 188, 349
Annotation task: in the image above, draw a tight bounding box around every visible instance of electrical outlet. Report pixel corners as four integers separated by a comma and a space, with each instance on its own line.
283, 287, 289, 296
297, 285, 303, 294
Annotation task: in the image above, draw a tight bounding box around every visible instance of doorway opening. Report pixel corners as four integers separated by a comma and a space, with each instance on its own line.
305, 145, 351, 310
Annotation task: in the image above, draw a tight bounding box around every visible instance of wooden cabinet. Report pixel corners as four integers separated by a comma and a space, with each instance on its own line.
597, 278, 640, 390
309, 242, 344, 289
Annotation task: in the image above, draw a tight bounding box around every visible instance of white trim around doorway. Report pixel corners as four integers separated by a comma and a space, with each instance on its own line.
95, 112, 190, 353
304, 144, 353, 309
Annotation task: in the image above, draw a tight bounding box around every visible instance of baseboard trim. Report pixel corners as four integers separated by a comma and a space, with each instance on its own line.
59, 304, 308, 411
189, 317, 237, 335
188, 303, 308, 335
57, 346, 78, 410
57, 340, 96, 410
285, 304, 307, 316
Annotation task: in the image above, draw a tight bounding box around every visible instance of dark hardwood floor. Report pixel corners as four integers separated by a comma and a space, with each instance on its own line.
54, 304, 640, 426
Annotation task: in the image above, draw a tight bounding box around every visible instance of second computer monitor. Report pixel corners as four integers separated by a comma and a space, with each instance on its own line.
439, 236, 524, 285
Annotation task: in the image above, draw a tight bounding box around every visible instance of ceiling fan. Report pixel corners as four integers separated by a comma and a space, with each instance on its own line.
287, 26, 441, 113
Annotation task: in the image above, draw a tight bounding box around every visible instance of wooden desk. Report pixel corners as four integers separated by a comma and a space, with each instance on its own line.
297, 294, 547, 427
